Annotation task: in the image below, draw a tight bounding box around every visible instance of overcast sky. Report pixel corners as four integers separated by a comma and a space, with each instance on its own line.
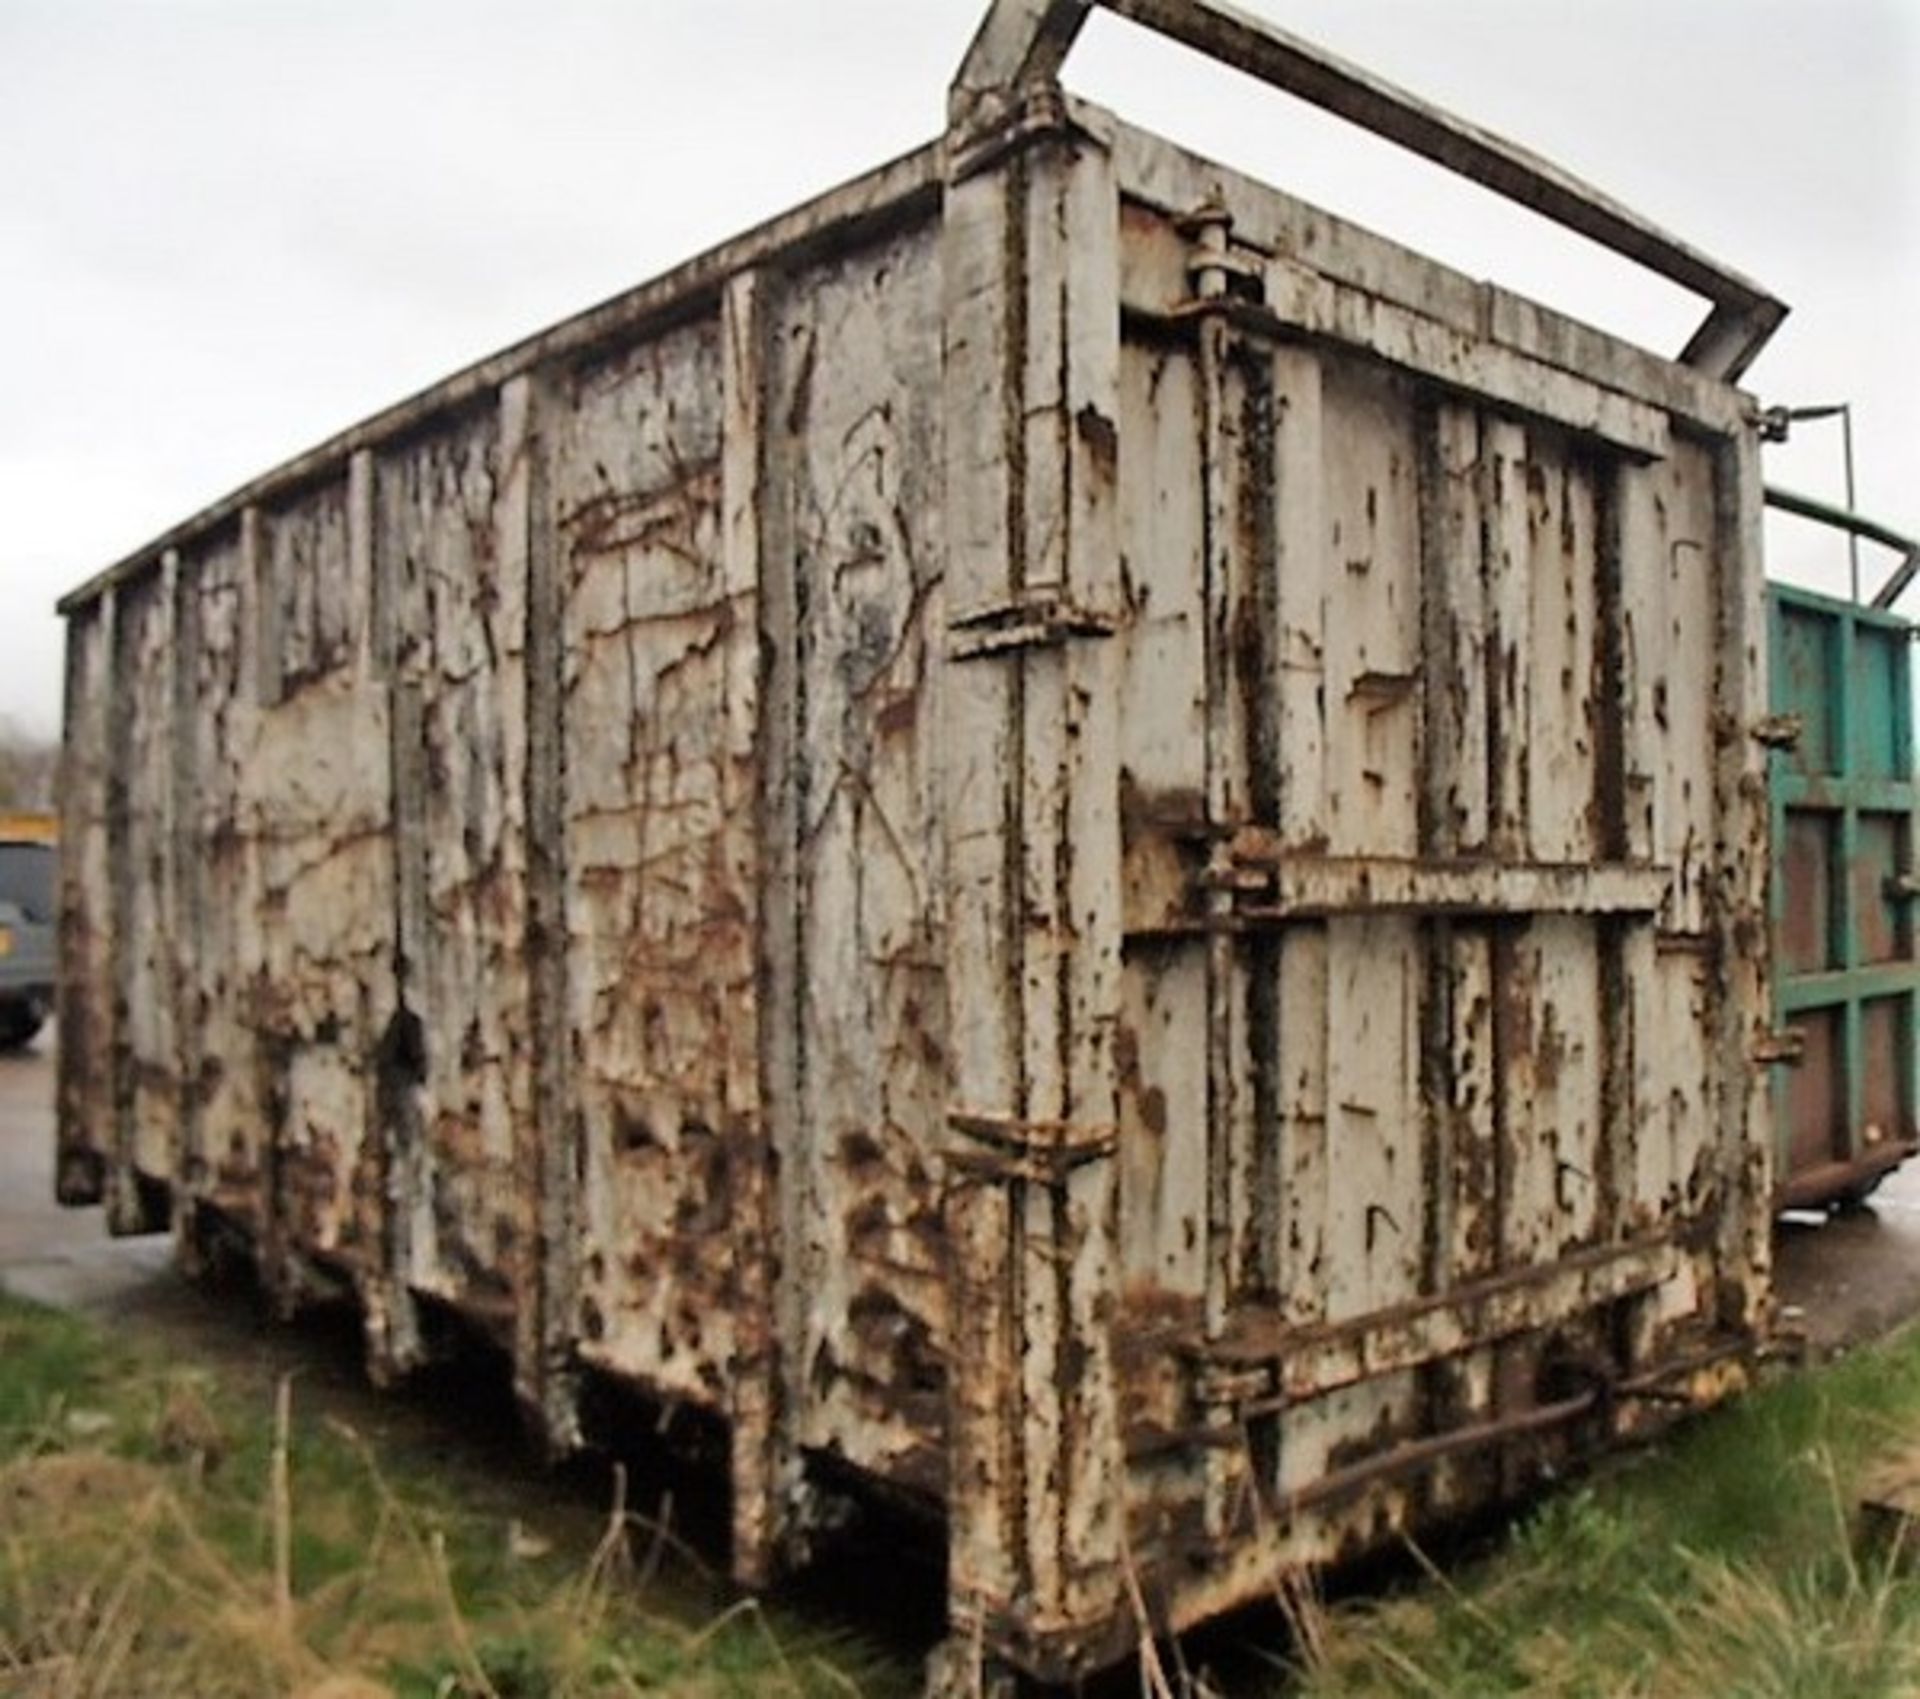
2, 0, 1914, 740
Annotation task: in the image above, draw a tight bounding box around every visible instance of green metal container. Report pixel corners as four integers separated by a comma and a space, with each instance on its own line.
1770, 582, 1920, 1207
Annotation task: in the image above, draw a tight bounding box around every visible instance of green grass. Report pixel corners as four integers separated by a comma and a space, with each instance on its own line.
0, 1294, 907, 1698
9, 1294, 1920, 1697
1288, 1327, 1920, 1699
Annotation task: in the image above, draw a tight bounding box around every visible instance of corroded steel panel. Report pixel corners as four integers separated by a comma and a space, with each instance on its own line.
1780, 812, 1836, 975
248, 486, 396, 1297
1098, 222, 1765, 1661
1784, 1008, 1844, 1175
772, 225, 950, 1495
180, 532, 263, 1241
54, 602, 112, 1208
113, 574, 180, 1199
1863, 996, 1909, 1145
1855, 814, 1905, 966
375, 413, 525, 1353
552, 321, 745, 1407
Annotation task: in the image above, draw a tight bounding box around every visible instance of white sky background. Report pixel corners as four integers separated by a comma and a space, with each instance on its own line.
1, 0, 1914, 741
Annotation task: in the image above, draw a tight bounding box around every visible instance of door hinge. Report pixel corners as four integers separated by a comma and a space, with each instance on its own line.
1750, 713, 1804, 751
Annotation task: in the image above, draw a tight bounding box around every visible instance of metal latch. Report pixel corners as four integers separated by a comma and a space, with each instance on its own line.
1752, 1029, 1807, 1067
1886, 873, 1920, 902
1192, 824, 1285, 900
1750, 713, 1804, 751
945, 1110, 1118, 1185
948, 590, 1119, 662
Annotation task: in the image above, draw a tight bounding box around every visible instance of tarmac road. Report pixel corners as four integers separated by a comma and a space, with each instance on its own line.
0, 1022, 171, 1310
5, 1022, 1920, 1354
1774, 1157, 1920, 1357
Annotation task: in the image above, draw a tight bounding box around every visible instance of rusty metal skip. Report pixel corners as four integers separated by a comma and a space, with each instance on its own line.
55, 0, 1783, 1685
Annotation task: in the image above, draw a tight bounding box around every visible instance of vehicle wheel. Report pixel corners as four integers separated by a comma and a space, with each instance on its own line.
1833, 1174, 1887, 1215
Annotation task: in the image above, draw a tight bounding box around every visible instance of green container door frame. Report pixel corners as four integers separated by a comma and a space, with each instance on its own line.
1770, 583, 1920, 1208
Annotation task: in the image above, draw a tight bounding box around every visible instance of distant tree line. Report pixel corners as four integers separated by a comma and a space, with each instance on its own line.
0, 717, 58, 811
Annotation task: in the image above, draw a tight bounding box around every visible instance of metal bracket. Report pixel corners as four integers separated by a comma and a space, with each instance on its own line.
1349, 670, 1420, 711
948, 590, 1119, 661
946, 1109, 1119, 1185
944, 82, 1092, 182
1180, 841, 1673, 925
1885, 873, 1920, 903
1750, 713, 1804, 751
1191, 1360, 1276, 1414
1752, 1029, 1807, 1067
1176, 198, 1266, 308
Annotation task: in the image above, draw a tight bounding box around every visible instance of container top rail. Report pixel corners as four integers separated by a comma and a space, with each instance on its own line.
1765, 484, 1920, 612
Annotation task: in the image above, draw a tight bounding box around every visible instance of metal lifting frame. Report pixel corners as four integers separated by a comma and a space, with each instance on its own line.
953, 0, 1787, 382
1765, 485, 1920, 613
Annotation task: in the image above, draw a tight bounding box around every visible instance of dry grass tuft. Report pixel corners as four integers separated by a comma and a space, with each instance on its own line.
0, 1297, 903, 1699
1288, 1335, 1920, 1699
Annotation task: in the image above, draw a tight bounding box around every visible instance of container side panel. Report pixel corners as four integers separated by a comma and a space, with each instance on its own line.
769, 225, 951, 1493
1855, 814, 1906, 966
1109, 321, 1216, 1567
1280, 364, 1427, 1528
113, 575, 181, 1190
1319, 918, 1424, 1314
56, 604, 115, 1205
553, 320, 746, 1408
1710, 430, 1772, 1323
1270, 349, 1333, 1326
1116, 335, 1207, 1301
1319, 364, 1422, 862
376, 412, 527, 1336
1783, 1006, 1846, 1173
1502, 915, 1605, 1261
1778, 812, 1838, 974
1644, 444, 1720, 937
183, 534, 268, 1234
1519, 440, 1601, 865
1855, 625, 1904, 780
1862, 994, 1910, 1145
1499, 428, 1607, 1265
250, 484, 394, 1282
1640, 440, 1721, 1226
1619, 457, 1710, 1232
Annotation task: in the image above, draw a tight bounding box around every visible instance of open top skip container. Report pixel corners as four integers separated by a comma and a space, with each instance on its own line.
55, 0, 1782, 1682
1763, 488, 1920, 1212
